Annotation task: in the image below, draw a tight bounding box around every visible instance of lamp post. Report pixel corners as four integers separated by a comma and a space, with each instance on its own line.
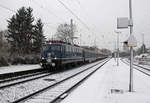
129, 0, 134, 92
115, 31, 121, 66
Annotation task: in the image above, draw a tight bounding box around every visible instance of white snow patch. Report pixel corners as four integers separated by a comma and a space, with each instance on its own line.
0, 60, 105, 103
61, 58, 150, 103
0, 64, 41, 74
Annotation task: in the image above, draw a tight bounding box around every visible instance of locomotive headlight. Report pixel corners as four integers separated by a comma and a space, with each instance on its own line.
41, 57, 45, 59
54, 57, 57, 59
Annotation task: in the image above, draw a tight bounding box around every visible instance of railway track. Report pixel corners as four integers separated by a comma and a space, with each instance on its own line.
0, 68, 44, 79
0, 59, 106, 89
0, 70, 49, 83
0, 58, 109, 103
121, 59, 150, 76
0, 71, 52, 89
0, 64, 85, 89
12, 59, 109, 103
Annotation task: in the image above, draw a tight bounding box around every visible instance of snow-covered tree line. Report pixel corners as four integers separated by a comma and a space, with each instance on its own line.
0, 7, 45, 66
7, 7, 45, 55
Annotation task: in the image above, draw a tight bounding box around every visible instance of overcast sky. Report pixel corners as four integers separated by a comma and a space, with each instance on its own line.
0, 0, 150, 50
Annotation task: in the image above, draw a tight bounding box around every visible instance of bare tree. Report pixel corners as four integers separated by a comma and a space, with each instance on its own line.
55, 22, 76, 43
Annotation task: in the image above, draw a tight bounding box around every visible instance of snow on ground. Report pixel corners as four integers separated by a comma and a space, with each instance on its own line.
0, 60, 104, 103
23, 60, 104, 103
61, 58, 150, 103
0, 64, 41, 74
125, 58, 150, 70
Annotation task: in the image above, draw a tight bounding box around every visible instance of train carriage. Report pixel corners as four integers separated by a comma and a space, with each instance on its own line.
40, 40, 107, 71
40, 40, 84, 70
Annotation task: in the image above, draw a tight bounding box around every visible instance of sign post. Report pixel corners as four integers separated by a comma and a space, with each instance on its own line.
116, 0, 136, 92
128, 35, 137, 92
129, 0, 134, 92
114, 31, 121, 66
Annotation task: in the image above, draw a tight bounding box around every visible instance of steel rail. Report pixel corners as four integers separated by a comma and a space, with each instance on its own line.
0, 72, 52, 89
12, 59, 110, 103
51, 59, 109, 103
121, 59, 150, 76
0, 70, 48, 83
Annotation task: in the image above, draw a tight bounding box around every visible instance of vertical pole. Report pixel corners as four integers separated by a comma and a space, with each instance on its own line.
129, 47, 133, 92
94, 38, 96, 47
117, 33, 119, 66
115, 53, 116, 61
70, 19, 73, 44
115, 31, 120, 66
80, 33, 81, 46
129, 0, 133, 92
114, 40, 116, 61
142, 33, 144, 54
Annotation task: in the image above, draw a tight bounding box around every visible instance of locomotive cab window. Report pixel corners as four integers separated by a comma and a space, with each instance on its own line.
51, 45, 61, 51
42, 44, 50, 51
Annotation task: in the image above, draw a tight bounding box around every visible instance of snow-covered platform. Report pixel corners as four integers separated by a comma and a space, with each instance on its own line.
61, 58, 150, 103
0, 64, 41, 75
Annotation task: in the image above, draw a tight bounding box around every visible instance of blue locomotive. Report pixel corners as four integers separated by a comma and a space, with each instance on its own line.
40, 40, 104, 70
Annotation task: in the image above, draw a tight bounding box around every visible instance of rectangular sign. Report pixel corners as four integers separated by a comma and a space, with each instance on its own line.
117, 17, 129, 29
128, 35, 137, 47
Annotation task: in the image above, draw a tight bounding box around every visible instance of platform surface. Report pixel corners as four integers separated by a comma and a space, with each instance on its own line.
61, 58, 150, 103
0, 64, 41, 75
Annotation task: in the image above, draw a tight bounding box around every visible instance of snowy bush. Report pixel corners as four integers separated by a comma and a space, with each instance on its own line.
0, 56, 9, 67
24, 56, 33, 64
31, 56, 40, 64
0, 53, 40, 66
11, 56, 26, 65
24, 55, 40, 64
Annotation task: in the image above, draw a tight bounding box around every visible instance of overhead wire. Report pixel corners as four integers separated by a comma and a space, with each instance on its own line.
73, 0, 98, 34
0, 3, 34, 19
0, 0, 94, 43
31, 0, 64, 22
30, 0, 93, 35
76, 0, 104, 46
57, 0, 98, 46
56, 0, 91, 31
0, 3, 16, 13
0, 1, 57, 32
30, 0, 65, 32
76, 0, 81, 5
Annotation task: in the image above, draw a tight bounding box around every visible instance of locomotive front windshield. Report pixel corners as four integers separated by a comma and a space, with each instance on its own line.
42, 44, 61, 52
42, 44, 50, 52
51, 45, 61, 51
42, 44, 62, 58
